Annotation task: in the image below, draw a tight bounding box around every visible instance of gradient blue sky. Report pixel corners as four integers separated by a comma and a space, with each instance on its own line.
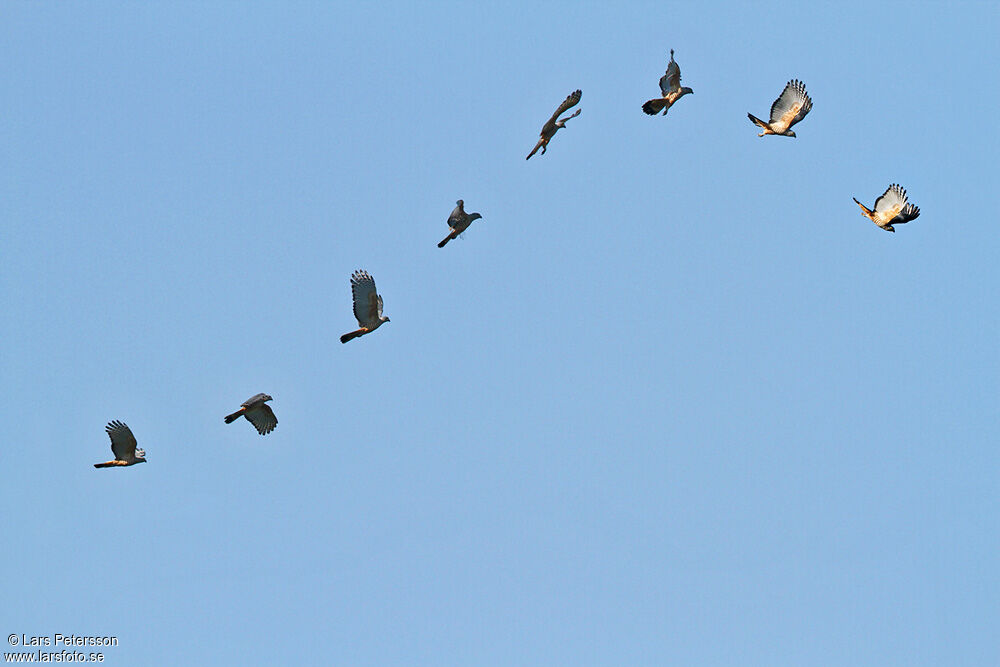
2, 2, 997, 665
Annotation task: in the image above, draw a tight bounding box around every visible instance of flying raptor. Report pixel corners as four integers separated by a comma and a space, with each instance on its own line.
642, 50, 693, 116
225, 393, 278, 435
340, 270, 390, 343
853, 184, 920, 233
748, 79, 812, 137
94, 420, 147, 468
438, 199, 484, 248
526, 89, 582, 159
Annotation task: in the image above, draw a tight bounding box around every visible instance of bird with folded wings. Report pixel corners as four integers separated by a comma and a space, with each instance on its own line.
340, 270, 390, 343
853, 184, 920, 233
526, 89, 582, 159
748, 79, 812, 137
642, 50, 693, 116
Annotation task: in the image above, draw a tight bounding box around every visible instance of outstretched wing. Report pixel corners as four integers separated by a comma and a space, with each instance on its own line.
106, 420, 137, 461
873, 184, 908, 224
659, 52, 681, 95
768, 79, 812, 132
350, 270, 380, 327
541, 89, 582, 134
245, 404, 277, 435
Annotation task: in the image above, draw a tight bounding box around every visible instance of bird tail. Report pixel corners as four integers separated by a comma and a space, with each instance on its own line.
224, 408, 244, 424
340, 329, 364, 344
853, 198, 873, 217
94, 461, 123, 468
438, 231, 457, 248
747, 113, 768, 130
526, 139, 543, 160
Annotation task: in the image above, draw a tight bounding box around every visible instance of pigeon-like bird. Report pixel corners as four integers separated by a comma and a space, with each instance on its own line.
748, 79, 812, 137
224, 393, 278, 435
340, 270, 390, 343
526, 89, 582, 159
853, 184, 920, 233
642, 49, 693, 116
438, 199, 484, 248
94, 420, 147, 468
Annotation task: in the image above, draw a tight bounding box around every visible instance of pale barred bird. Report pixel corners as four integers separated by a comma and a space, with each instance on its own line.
340, 270, 390, 343
853, 184, 920, 233
438, 199, 484, 248
526, 89, 582, 159
224, 393, 277, 435
642, 49, 693, 116
748, 79, 812, 137
93, 420, 146, 468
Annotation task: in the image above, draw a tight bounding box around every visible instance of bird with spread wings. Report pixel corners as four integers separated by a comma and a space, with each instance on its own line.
340, 270, 390, 343
853, 184, 920, 233
93, 420, 147, 468
438, 199, 484, 248
225, 393, 278, 435
526, 89, 582, 159
642, 50, 693, 116
748, 79, 812, 137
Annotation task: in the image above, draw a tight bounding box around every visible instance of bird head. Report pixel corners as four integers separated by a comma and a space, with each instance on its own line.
469, 213, 483, 222
886, 225, 895, 233
787, 130, 797, 138
262, 394, 273, 402
383, 316, 391, 323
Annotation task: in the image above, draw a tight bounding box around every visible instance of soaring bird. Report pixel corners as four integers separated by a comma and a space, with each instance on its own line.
224, 393, 277, 435
340, 270, 390, 343
526, 89, 582, 159
853, 184, 920, 233
642, 49, 693, 116
438, 199, 484, 248
93, 420, 146, 468
748, 79, 812, 137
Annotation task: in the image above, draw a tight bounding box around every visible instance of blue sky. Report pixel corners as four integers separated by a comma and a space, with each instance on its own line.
2, 2, 997, 664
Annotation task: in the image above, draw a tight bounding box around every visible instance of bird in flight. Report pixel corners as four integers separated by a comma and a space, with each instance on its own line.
526, 89, 582, 159
853, 184, 920, 233
225, 393, 278, 435
642, 49, 693, 116
748, 79, 812, 137
438, 199, 484, 248
94, 420, 146, 468
341, 270, 390, 343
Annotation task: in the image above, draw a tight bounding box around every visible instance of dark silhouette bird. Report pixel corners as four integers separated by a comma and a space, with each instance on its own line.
438, 200, 484, 248
748, 79, 812, 137
340, 270, 390, 343
853, 184, 920, 233
224, 393, 278, 435
527, 89, 582, 159
94, 420, 146, 468
642, 49, 693, 116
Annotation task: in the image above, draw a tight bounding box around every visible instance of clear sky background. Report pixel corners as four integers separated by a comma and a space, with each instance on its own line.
2, 2, 997, 665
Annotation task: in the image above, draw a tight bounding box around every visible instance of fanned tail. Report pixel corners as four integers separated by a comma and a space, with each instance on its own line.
224, 409, 244, 424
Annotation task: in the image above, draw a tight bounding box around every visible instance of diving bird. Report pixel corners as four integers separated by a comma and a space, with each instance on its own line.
642, 49, 693, 116
93, 420, 146, 468
224, 393, 277, 435
748, 79, 812, 137
340, 270, 390, 343
438, 199, 484, 248
853, 184, 920, 233
526, 89, 582, 159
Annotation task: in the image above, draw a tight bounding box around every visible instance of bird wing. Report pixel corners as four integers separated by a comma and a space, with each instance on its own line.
893, 202, 920, 225
873, 184, 908, 225
106, 420, 137, 461
659, 57, 681, 95
540, 89, 582, 134
448, 201, 465, 229
241, 393, 269, 408
245, 404, 277, 435
768, 79, 812, 132
350, 270, 380, 327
